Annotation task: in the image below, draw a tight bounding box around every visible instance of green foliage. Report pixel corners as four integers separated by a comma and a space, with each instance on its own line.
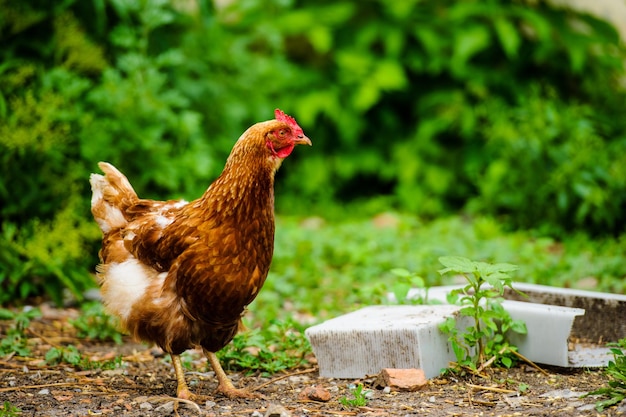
436, 256, 527, 371
389, 268, 427, 304
339, 384, 370, 409
1, 0, 626, 305
45, 344, 122, 370
275, 0, 626, 236
217, 319, 309, 376
584, 338, 626, 411
252, 215, 626, 327
0, 307, 40, 356
0, 401, 21, 417
70, 301, 123, 344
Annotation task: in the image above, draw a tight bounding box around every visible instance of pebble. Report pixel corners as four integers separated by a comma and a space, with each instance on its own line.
576, 404, 596, 411
540, 389, 585, 399
264, 403, 291, 417
382, 386, 391, 394
38, 389, 50, 395
102, 369, 126, 377
139, 402, 153, 410
251, 412, 264, 417
298, 385, 331, 402
205, 400, 216, 409
155, 402, 175, 413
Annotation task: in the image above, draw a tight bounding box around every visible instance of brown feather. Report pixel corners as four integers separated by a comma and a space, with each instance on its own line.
90, 116, 310, 357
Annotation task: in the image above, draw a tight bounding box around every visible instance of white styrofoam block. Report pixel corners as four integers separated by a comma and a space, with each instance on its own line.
503, 300, 584, 367
305, 305, 469, 379
307, 301, 587, 379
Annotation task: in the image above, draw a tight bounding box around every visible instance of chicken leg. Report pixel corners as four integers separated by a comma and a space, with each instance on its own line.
205, 349, 261, 399
172, 354, 195, 400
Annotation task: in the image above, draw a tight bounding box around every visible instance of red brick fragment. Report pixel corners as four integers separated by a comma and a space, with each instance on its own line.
375, 368, 427, 392
298, 385, 331, 402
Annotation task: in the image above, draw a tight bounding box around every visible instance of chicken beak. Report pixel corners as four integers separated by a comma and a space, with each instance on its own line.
295, 135, 312, 146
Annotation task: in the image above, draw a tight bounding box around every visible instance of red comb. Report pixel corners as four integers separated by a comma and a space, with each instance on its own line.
274, 109, 303, 134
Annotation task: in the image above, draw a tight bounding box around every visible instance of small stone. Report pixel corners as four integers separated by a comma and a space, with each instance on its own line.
155, 402, 175, 413
382, 386, 391, 394
264, 403, 291, 417
375, 368, 427, 392
540, 389, 584, 399
298, 385, 331, 402
251, 411, 264, 417
139, 402, 153, 410
205, 400, 216, 409
102, 369, 126, 377
38, 389, 50, 395
576, 404, 597, 412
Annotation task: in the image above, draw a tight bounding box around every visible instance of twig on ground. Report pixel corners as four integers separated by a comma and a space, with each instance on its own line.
147, 396, 202, 415
509, 349, 549, 375
0, 382, 78, 392
476, 346, 508, 374
467, 383, 517, 394
251, 367, 317, 392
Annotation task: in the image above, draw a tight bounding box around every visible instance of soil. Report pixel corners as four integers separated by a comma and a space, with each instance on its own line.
1, 304, 623, 417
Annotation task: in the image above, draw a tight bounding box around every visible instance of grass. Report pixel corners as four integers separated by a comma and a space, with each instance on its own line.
0, 402, 21, 417
584, 338, 626, 411
339, 383, 370, 409
69, 301, 123, 344
44, 345, 123, 370
249, 213, 626, 326
0, 307, 41, 356
2, 213, 625, 379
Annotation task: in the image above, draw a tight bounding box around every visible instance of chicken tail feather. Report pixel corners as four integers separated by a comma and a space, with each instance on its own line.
90, 162, 139, 233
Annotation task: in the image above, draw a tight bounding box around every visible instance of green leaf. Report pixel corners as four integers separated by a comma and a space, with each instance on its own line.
493, 17, 520, 58
501, 356, 513, 368
0, 308, 15, 320
372, 60, 407, 91
509, 320, 528, 334
451, 24, 491, 72
390, 268, 411, 278
438, 256, 476, 274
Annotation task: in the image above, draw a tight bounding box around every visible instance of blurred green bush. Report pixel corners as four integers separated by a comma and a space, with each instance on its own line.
0, 0, 625, 304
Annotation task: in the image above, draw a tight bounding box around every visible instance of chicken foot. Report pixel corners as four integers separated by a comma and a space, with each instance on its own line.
172, 354, 195, 400
205, 349, 262, 399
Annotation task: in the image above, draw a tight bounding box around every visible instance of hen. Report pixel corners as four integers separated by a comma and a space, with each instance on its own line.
89, 109, 311, 399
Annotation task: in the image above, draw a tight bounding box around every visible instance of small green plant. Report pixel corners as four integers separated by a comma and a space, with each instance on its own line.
0, 307, 41, 356
389, 268, 428, 304
437, 256, 527, 372
217, 319, 310, 375
70, 301, 123, 344
0, 401, 21, 417
339, 384, 370, 409
45, 345, 122, 370
584, 338, 626, 411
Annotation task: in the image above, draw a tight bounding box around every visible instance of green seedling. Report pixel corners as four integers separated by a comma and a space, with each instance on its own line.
339, 384, 370, 408
70, 301, 123, 344
437, 256, 527, 372
0, 401, 21, 417
45, 345, 122, 370
584, 338, 626, 411
0, 307, 41, 356
217, 319, 310, 376
389, 268, 428, 304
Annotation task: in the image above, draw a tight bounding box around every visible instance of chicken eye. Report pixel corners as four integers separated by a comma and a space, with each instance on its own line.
279, 129, 286, 137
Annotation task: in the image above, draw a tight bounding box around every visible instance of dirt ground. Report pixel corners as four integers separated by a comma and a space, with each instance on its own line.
1, 304, 624, 417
